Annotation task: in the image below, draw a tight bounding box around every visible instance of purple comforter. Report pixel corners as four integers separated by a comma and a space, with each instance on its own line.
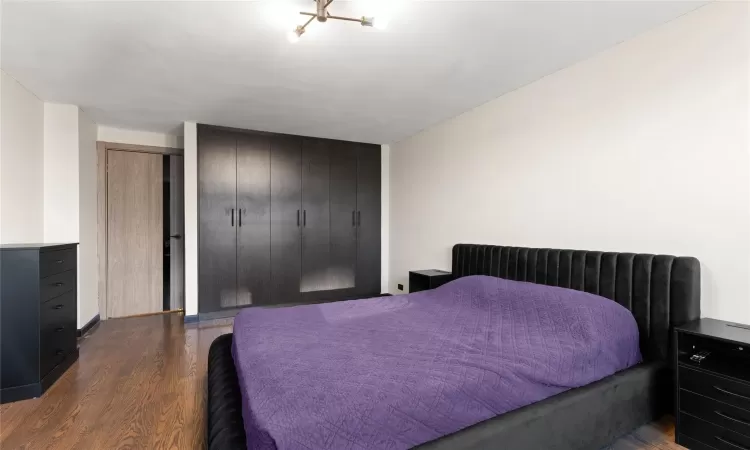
232, 275, 641, 450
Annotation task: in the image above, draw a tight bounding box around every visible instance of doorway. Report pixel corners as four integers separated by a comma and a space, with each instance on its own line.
97, 142, 185, 319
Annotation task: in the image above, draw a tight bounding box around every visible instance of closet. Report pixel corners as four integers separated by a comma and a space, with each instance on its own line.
198, 125, 380, 314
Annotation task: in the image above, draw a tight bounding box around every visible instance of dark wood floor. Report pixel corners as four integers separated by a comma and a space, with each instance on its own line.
0, 313, 685, 449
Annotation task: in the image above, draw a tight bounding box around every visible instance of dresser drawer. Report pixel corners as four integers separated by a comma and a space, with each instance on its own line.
40, 248, 76, 278
681, 413, 750, 450
39, 291, 77, 377
40, 270, 76, 303
40, 290, 76, 336
40, 325, 76, 377
681, 366, 750, 412
678, 433, 725, 450
681, 389, 750, 437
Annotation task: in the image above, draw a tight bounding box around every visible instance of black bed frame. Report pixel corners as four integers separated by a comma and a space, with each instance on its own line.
207, 244, 701, 450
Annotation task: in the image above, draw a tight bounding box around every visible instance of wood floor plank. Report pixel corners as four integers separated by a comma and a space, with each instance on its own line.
0, 313, 685, 449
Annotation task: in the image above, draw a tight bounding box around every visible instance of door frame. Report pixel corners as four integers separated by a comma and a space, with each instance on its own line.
96, 141, 183, 320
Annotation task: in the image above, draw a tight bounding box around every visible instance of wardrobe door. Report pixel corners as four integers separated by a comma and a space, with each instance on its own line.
328, 141, 358, 291
236, 132, 271, 307
270, 135, 302, 304
198, 126, 238, 313
300, 139, 331, 293
356, 144, 382, 296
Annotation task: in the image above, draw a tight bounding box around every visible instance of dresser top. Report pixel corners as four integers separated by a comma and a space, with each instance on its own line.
676, 318, 750, 346
410, 269, 451, 277
0, 243, 78, 251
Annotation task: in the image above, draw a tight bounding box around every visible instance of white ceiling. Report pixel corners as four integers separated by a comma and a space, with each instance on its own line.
2, 0, 706, 144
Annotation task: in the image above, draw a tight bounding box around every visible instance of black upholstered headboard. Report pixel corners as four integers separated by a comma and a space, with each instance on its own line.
452, 244, 700, 361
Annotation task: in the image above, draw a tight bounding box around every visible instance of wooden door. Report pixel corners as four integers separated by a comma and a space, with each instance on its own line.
270, 135, 302, 304
356, 144, 382, 296
328, 141, 358, 291
106, 150, 163, 318
300, 139, 331, 293
198, 126, 238, 313
168, 155, 185, 310
236, 132, 271, 307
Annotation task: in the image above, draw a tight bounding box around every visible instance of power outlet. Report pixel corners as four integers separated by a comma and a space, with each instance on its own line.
397, 284, 404, 291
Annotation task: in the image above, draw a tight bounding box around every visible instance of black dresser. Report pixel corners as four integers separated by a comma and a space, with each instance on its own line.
0, 243, 79, 403
675, 318, 750, 449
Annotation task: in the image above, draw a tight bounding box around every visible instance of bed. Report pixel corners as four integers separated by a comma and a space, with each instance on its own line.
207, 244, 701, 450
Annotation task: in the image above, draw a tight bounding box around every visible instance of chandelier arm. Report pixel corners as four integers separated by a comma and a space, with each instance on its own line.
325, 14, 364, 23
302, 14, 316, 29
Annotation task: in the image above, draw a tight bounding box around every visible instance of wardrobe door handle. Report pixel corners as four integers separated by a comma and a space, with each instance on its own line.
303, 210, 306, 227
352, 211, 356, 227
230, 208, 235, 227
55, 260, 64, 264
238, 209, 243, 227
55, 350, 64, 356
297, 210, 300, 227
54, 282, 64, 287
357, 211, 361, 227
54, 304, 64, 310
55, 327, 65, 332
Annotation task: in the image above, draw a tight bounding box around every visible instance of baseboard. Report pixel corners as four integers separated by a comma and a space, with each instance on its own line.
183, 314, 200, 324
77, 314, 100, 337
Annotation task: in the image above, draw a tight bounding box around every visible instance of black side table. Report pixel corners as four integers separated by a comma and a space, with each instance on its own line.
409, 270, 453, 293
674, 318, 750, 449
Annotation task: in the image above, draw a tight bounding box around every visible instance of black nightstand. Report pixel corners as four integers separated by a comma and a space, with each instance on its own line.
408, 270, 453, 293
675, 318, 750, 450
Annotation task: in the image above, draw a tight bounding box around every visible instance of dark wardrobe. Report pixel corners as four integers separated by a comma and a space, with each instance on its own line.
198, 124, 381, 314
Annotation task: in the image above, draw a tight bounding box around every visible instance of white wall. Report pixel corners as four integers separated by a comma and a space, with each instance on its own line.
389, 2, 750, 323
78, 109, 99, 326
42, 103, 99, 327
183, 121, 198, 315
43, 103, 80, 241
0, 71, 44, 243
97, 125, 183, 149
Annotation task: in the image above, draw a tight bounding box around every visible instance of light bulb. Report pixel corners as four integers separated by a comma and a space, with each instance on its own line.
287, 30, 300, 43
373, 16, 389, 30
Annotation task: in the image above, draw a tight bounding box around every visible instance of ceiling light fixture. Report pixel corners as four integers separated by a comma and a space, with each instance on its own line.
289, 0, 387, 42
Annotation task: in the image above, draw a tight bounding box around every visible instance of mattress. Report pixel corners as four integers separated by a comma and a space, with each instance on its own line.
231, 275, 642, 450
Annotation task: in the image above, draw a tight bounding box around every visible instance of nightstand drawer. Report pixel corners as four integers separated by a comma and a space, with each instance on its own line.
40, 270, 76, 303
681, 366, 750, 412
681, 413, 750, 450
681, 389, 750, 437
40, 248, 76, 278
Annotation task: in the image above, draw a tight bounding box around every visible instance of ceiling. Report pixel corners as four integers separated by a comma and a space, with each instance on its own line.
2, 0, 706, 144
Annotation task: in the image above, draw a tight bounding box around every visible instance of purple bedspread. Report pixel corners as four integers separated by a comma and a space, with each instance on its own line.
231, 275, 641, 450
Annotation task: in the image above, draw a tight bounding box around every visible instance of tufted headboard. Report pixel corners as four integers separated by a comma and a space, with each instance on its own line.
451, 244, 700, 362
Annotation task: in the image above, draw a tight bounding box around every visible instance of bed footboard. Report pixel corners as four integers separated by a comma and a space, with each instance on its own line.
207, 333, 247, 450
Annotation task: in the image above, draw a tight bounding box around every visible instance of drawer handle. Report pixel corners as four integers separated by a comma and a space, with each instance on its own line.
716, 410, 750, 426
55, 327, 65, 332
55, 350, 64, 356
54, 282, 64, 287
54, 304, 64, 309
55, 260, 64, 264
715, 385, 750, 401
716, 436, 750, 450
